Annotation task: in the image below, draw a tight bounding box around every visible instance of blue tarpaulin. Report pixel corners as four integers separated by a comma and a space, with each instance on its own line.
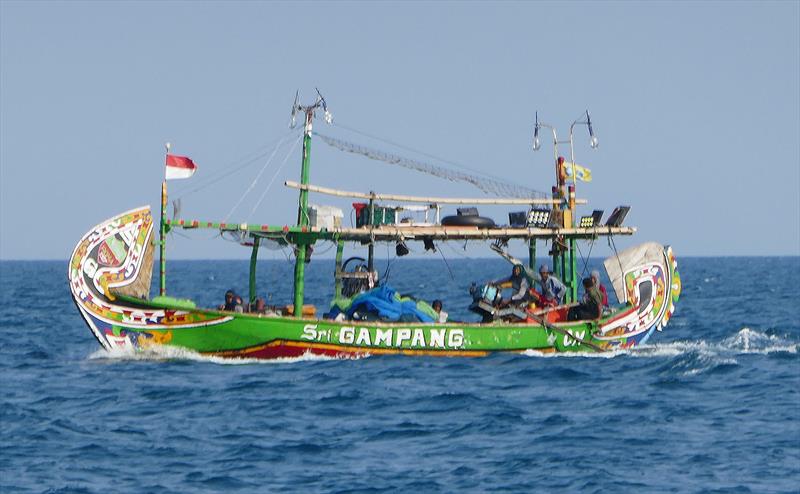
344, 285, 435, 323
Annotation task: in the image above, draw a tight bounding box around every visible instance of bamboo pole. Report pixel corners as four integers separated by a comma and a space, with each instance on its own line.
166, 219, 636, 240
159, 180, 167, 296
285, 180, 586, 206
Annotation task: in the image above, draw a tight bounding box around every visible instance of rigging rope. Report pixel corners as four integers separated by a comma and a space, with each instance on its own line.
608, 234, 626, 289
247, 135, 302, 222
438, 247, 455, 281
575, 238, 595, 279
224, 133, 299, 222
174, 128, 300, 201
315, 132, 547, 200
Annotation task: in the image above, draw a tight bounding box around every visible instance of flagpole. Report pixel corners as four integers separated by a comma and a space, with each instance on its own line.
160, 142, 169, 296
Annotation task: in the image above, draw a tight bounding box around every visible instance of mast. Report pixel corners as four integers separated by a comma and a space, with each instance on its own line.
290, 90, 331, 317
533, 112, 598, 302
292, 109, 313, 315
159, 142, 170, 296
160, 180, 167, 296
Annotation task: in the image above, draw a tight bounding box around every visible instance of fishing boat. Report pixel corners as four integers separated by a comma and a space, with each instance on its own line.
69, 94, 681, 359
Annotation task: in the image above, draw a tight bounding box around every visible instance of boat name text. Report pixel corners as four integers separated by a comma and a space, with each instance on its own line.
301, 324, 465, 349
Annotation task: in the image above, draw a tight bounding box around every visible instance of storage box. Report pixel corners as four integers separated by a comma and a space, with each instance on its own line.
309, 204, 343, 230
353, 203, 396, 228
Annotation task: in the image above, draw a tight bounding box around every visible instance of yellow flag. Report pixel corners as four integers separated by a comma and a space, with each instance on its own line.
564, 162, 592, 182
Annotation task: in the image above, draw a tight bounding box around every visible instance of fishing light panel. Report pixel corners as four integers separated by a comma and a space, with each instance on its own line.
527, 208, 551, 228
605, 206, 630, 227
579, 210, 605, 228
579, 215, 595, 228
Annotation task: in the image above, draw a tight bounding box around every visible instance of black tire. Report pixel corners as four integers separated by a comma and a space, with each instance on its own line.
441, 215, 496, 228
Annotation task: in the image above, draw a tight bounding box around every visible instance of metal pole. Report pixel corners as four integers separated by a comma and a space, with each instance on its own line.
159, 180, 167, 296
367, 196, 375, 273
569, 238, 577, 302
292, 110, 313, 317
249, 236, 260, 307
568, 122, 578, 217
297, 110, 313, 227
334, 238, 344, 299
528, 238, 536, 271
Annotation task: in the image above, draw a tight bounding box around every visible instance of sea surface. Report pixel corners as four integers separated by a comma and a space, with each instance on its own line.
1, 257, 798, 493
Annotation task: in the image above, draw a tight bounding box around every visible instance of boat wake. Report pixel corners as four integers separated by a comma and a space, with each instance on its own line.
523, 327, 798, 361
85, 328, 795, 367
86, 345, 356, 365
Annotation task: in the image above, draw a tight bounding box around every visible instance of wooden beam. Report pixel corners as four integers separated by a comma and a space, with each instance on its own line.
284, 180, 587, 206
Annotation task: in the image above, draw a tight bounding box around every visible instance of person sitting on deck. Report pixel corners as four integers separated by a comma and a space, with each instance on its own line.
535, 265, 566, 306
233, 295, 246, 313
252, 297, 267, 314
568, 277, 603, 321
494, 264, 531, 308
432, 299, 448, 323
591, 269, 609, 308
219, 290, 237, 311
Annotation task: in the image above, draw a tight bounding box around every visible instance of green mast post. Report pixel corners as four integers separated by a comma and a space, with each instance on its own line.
291, 91, 331, 318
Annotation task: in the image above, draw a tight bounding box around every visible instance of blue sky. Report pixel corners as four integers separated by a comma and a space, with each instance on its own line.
1, 1, 798, 260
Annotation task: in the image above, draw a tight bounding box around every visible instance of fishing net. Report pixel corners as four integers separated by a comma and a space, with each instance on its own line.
315, 133, 547, 200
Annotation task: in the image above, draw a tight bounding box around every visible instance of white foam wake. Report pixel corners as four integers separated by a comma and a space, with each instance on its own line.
85, 328, 795, 365
87, 345, 357, 365
522, 327, 798, 361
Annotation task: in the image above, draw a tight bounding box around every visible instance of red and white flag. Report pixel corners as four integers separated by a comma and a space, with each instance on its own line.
165, 154, 197, 180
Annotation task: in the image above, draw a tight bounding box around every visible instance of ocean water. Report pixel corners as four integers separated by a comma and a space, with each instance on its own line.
1, 257, 798, 493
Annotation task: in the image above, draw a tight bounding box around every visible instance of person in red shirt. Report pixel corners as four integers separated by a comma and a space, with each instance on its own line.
591, 270, 609, 308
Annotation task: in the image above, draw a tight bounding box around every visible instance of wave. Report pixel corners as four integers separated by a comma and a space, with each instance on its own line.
521, 327, 798, 378
522, 327, 797, 363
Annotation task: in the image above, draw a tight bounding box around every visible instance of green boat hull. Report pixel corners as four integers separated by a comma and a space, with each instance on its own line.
69, 208, 680, 359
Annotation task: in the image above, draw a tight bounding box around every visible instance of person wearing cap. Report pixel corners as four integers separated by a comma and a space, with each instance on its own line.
535, 264, 566, 306
590, 270, 609, 308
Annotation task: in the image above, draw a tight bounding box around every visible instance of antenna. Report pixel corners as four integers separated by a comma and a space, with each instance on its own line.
289, 90, 300, 128
316, 87, 332, 124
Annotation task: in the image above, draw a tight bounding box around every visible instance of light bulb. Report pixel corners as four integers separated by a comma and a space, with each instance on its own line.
589, 135, 599, 149
533, 137, 541, 151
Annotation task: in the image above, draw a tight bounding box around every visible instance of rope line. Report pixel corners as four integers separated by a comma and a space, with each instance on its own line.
224, 132, 298, 222
247, 135, 302, 222
173, 128, 299, 201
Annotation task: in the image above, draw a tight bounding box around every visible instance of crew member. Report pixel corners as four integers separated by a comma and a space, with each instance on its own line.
591, 269, 609, 308
494, 264, 531, 307
432, 299, 448, 323
536, 265, 566, 306
568, 277, 603, 321
219, 290, 237, 311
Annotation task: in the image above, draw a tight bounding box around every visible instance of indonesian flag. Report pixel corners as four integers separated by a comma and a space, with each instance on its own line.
165, 154, 197, 180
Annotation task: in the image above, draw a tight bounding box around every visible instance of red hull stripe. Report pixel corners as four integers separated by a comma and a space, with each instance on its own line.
205, 340, 552, 359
